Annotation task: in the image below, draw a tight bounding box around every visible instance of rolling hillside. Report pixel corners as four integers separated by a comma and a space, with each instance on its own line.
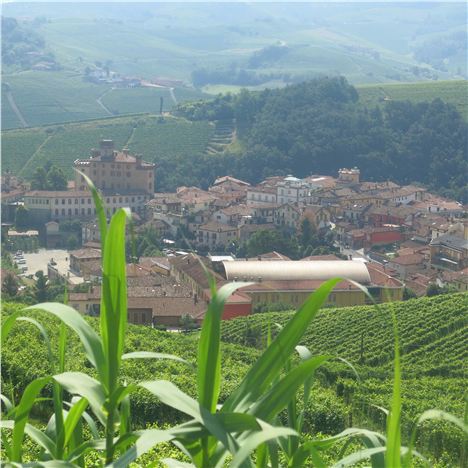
1, 115, 214, 182
1, 70, 209, 130
221, 293, 468, 463
358, 80, 468, 120
220, 293, 468, 377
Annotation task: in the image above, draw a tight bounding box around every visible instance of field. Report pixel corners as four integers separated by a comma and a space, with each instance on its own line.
1, 115, 215, 181
1, 70, 210, 130
127, 116, 214, 161
1, 302, 350, 463
220, 293, 468, 463
358, 80, 468, 120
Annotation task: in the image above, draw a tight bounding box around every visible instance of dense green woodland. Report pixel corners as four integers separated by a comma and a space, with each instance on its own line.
2, 293, 467, 465
178, 77, 468, 202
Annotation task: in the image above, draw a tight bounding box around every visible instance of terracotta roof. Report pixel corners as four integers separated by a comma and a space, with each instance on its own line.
70, 248, 101, 260
213, 176, 250, 187
198, 222, 237, 232
169, 254, 223, 289
389, 253, 424, 266
25, 190, 90, 198
366, 263, 404, 288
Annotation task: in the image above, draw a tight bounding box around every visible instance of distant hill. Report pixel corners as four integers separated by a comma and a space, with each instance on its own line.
357, 80, 468, 121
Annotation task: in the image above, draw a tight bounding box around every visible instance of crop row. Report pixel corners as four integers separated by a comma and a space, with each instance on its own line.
220, 293, 468, 375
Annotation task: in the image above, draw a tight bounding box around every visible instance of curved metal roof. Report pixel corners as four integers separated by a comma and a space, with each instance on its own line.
223, 260, 371, 284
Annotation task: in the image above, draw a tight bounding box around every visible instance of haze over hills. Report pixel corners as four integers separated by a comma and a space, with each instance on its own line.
1, 2, 467, 129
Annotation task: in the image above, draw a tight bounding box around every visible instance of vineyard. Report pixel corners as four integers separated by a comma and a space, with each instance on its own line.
220, 293, 468, 464
101, 87, 174, 115
357, 80, 468, 121
1, 115, 215, 182
1, 302, 351, 464
1, 128, 49, 175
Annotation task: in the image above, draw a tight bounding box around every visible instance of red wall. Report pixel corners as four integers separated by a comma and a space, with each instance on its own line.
369, 230, 402, 245
222, 303, 252, 320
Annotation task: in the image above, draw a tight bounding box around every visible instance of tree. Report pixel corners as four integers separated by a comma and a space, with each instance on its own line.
66, 234, 79, 250
46, 165, 67, 190
34, 270, 48, 302
15, 206, 30, 231
31, 166, 47, 190
2, 272, 19, 298
179, 314, 197, 332
245, 229, 299, 259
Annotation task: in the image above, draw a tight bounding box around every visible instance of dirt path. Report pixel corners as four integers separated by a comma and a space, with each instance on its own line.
96, 88, 114, 116
169, 87, 178, 106
19, 134, 53, 177
6, 90, 28, 127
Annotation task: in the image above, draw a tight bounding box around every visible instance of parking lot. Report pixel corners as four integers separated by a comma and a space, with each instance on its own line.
19, 249, 70, 277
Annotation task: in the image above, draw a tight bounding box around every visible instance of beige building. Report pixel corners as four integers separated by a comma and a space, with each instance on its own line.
74, 140, 155, 195
24, 190, 150, 222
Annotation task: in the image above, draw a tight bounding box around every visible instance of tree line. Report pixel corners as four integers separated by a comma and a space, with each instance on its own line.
176, 77, 468, 202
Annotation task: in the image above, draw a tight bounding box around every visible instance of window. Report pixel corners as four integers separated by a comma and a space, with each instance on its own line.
62, 209, 65, 215
119, 197, 122, 203
88, 199, 91, 204
68, 209, 72, 216
55, 209, 59, 215
62, 199, 65, 205
55, 199, 59, 205
75, 199, 78, 204
75, 208, 79, 215
87, 208, 91, 215
68, 199, 72, 204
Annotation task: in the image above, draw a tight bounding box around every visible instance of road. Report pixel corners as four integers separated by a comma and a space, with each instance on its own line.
6, 90, 28, 127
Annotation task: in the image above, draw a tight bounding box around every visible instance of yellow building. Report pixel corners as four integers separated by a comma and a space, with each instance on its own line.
222, 259, 404, 308
74, 140, 155, 195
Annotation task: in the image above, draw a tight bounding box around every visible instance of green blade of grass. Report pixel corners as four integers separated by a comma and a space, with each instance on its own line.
249, 355, 331, 422
231, 423, 297, 468
100, 208, 130, 393
222, 278, 341, 413
62, 398, 89, 447
53, 372, 106, 426
122, 351, 191, 366
10, 376, 51, 461
198, 282, 251, 413
386, 312, 402, 468
77, 170, 107, 250
24, 303, 105, 380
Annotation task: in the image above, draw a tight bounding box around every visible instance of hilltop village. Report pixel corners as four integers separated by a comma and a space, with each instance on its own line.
2, 140, 467, 327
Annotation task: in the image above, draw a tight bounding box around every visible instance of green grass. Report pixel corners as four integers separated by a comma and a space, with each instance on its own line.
127, 116, 214, 161
18, 119, 134, 179
1, 128, 49, 174
358, 80, 468, 120
101, 87, 174, 115
2, 71, 111, 127
220, 293, 468, 463
221, 293, 468, 377
1, 115, 215, 179
1, 90, 24, 130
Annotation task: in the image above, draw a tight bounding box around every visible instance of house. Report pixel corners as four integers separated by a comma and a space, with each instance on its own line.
69, 247, 102, 275
246, 186, 277, 206
45, 221, 61, 248
208, 176, 250, 202
69, 284, 207, 327
211, 205, 253, 226
429, 226, 468, 271
196, 222, 238, 249
274, 203, 302, 230
276, 176, 314, 205
345, 227, 403, 250
237, 223, 276, 243
387, 253, 426, 279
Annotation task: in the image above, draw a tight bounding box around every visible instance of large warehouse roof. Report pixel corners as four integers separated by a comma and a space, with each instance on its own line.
223, 260, 371, 284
